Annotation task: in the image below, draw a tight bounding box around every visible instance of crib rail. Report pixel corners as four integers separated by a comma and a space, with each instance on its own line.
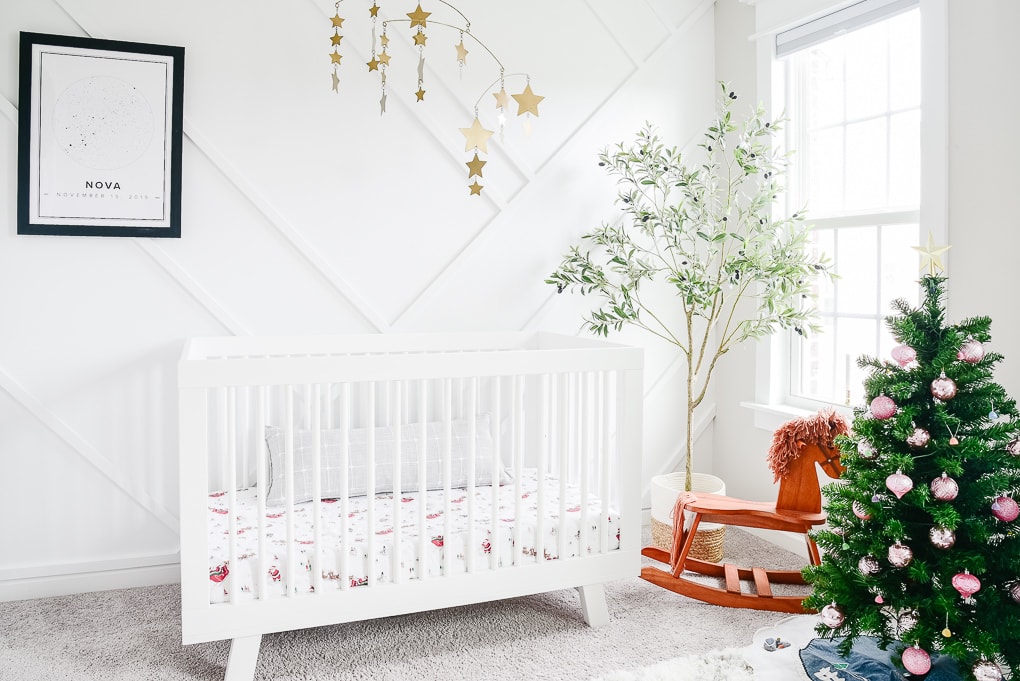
179, 332, 642, 645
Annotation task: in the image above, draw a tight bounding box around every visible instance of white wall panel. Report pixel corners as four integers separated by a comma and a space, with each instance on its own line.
0, 0, 718, 598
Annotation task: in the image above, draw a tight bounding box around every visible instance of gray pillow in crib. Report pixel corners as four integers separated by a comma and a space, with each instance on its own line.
263, 415, 506, 506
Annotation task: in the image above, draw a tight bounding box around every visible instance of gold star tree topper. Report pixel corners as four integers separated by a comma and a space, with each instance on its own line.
913, 232, 951, 275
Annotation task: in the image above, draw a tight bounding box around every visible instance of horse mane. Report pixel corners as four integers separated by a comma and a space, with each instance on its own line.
766, 408, 849, 482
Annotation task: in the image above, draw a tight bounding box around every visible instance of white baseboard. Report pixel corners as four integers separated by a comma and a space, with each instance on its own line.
0, 561, 180, 602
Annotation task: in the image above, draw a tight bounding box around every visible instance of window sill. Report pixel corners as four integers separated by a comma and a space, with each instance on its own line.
741, 401, 853, 432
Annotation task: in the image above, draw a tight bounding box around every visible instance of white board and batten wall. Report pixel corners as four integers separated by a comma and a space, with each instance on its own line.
0, 0, 723, 601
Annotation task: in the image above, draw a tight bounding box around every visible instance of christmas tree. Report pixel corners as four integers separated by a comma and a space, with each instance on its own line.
803, 273, 1020, 681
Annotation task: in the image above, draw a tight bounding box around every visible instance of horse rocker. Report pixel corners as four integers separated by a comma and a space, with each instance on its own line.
641, 409, 849, 612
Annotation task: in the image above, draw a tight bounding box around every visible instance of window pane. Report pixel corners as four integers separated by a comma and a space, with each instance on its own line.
844, 21, 889, 120
808, 229, 836, 314
837, 317, 878, 405
889, 110, 920, 208
889, 9, 921, 110
805, 44, 844, 128
806, 127, 844, 214
845, 119, 888, 211
795, 317, 836, 401
880, 223, 921, 314
835, 226, 878, 315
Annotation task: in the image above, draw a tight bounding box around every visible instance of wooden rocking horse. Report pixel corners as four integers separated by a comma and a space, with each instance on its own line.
640, 409, 849, 613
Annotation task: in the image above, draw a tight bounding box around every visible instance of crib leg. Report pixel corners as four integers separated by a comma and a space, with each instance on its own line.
225, 635, 262, 681
577, 583, 609, 627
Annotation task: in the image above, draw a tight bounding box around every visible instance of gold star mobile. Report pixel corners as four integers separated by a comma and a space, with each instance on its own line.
328, 1, 546, 197
913, 232, 951, 276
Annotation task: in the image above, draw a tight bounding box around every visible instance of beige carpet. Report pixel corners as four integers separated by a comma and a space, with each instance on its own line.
0, 528, 811, 681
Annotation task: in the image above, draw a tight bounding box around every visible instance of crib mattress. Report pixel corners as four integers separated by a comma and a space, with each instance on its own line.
207, 470, 621, 603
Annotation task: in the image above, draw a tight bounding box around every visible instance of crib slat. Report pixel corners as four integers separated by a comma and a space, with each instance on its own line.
489, 377, 500, 571
558, 373, 569, 561
311, 384, 323, 595
227, 388, 238, 605
600, 372, 611, 554
580, 372, 591, 557
512, 376, 523, 567
534, 374, 548, 564
392, 381, 402, 585
340, 383, 351, 592
285, 389, 296, 597
366, 383, 376, 587
417, 380, 428, 581
466, 378, 477, 574
256, 386, 268, 600
442, 378, 452, 577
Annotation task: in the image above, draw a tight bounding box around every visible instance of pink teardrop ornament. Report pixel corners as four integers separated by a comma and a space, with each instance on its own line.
886, 470, 913, 499
952, 571, 981, 598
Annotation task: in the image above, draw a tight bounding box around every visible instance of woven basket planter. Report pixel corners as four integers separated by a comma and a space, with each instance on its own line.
650, 472, 726, 564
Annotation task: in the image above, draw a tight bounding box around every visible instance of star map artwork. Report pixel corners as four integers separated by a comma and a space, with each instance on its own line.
328, 0, 545, 196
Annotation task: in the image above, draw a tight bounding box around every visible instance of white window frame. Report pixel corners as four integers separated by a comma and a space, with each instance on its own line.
746, 0, 948, 431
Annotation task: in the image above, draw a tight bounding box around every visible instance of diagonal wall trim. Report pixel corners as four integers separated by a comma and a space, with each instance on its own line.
0, 94, 16, 124
535, 0, 715, 176
48, 0, 391, 334
393, 0, 717, 328
0, 366, 179, 532
134, 240, 252, 336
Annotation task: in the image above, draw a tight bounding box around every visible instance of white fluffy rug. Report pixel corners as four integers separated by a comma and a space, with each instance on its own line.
592, 648, 754, 681
592, 615, 819, 681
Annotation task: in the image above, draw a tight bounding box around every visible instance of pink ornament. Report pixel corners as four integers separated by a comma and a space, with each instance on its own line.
931, 373, 958, 400
952, 570, 981, 598
902, 646, 932, 675
819, 603, 845, 628
991, 496, 1019, 522
931, 472, 959, 501
857, 440, 878, 460
858, 555, 881, 576
907, 427, 930, 448
1008, 439, 1020, 457
886, 470, 914, 499
871, 395, 897, 420
853, 500, 872, 520
973, 660, 1003, 681
957, 339, 985, 364
874, 594, 884, 604
929, 526, 956, 549
1009, 581, 1020, 604
888, 541, 913, 567
892, 344, 917, 367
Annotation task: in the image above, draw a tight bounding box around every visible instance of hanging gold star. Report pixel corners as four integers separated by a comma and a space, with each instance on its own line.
330, 14, 344, 28
331, 70, 340, 92
416, 87, 426, 101
380, 34, 390, 48
913, 232, 951, 275
466, 153, 486, 178
407, 4, 431, 27
455, 40, 469, 63
469, 180, 483, 196
493, 88, 510, 110
369, 3, 380, 18
330, 50, 343, 65
379, 51, 391, 66
512, 83, 544, 116
366, 56, 380, 71
459, 117, 494, 153
413, 31, 428, 46
331, 31, 343, 46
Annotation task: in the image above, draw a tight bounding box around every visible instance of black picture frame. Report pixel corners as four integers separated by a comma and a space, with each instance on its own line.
17, 32, 185, 238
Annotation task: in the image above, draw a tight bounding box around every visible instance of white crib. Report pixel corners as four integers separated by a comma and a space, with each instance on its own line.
178, 332, 643, 681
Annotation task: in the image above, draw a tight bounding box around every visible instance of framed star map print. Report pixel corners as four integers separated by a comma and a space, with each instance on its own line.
17, 32, 185, 237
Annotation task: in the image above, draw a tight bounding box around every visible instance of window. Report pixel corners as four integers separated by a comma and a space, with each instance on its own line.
775, 2, 927, 409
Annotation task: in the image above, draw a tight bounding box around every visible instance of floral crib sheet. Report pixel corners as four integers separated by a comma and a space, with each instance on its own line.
207, 469, 621, 603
